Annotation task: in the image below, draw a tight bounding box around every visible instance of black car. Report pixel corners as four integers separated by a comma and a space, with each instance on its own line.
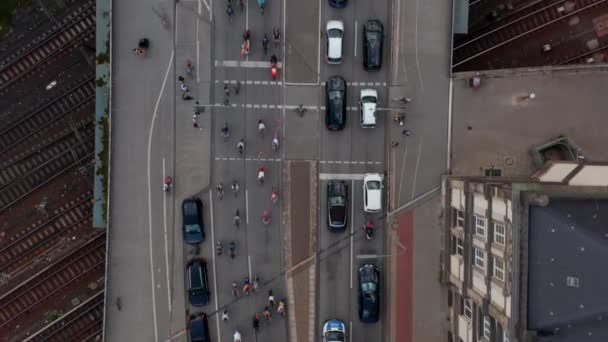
183, 198, 204, 244
329, 0, 347, 8
189, 313, 211, 342
187, 258, 210, 306
363, 20, 384, 71
327, 181, 348, 232
325, 76, 346, 130
358, 264, 380, 323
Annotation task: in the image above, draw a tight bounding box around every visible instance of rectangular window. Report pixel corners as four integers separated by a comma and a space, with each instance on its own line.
493, 258, 505, 281
464, 299, 472, 320
475, 216, 487, 239
456, 237, 464, 256
452, 208, 464, 228
483, 316, 492, 338
494, 222, 506, 245
474, 248, 486, 270
448, 289, 453, 307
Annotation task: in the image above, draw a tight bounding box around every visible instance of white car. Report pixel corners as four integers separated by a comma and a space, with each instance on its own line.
322, 319, 346, 342
326, 20, 344, 64
363, 173, 383, 213
359, 89, 378, 128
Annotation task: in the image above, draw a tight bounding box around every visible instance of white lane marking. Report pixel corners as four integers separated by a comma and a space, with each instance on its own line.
209, 190, 221, 342
447, 78, 453, 171
214, 60, 284, 68
215, 157, 281, 162
320, 81, 388, 87
397, 140, 408, 206
350, 179, 354, 289
162, 159, 171, 314
349, 321, 353, 342
248, 255, 253, 283
318, 160, 381, 165
147, 50, 174, 342
245, 189, 250, 224
354, 20, 358, 58
319, 173, 366, 180
196, 20, 200, 84
216, 80, 283, 86
414, 0, 424, 90
411, 137, 423, 200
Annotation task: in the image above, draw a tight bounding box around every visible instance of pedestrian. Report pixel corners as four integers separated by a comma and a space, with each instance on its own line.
224, 84, 230, 97
402, 129, 411, 136
182, 93, 193, 100
244, 282, 252, 295
268, 290, 275, 307
232, 281, 239, 297
181, 83, 189, 92
263, 306, 271, 321
235, 81, 241, 94
178, 75, 185, 82
391, 141, 399, 148
224, 98, 230, 106
222, 310, 229, 321
193, 121, 199, 128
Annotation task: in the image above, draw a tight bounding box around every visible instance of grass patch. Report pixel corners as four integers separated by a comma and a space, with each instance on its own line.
0, 0, 32, 40
96, 114, 110, 220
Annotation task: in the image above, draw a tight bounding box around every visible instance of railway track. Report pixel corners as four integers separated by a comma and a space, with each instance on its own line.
558, 44, 608, 64
0, 134, 95, 214
0, 233, 105, 329
23, 289, 104, 342
0, 195, 93, 275
0, 121, 95, 179
453, 0, 608, 69
0, 1, 96, 91
0, 77, 95, 153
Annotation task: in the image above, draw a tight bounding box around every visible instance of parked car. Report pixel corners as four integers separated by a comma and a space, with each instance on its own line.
326, 20, 344, 64
359, 89, 378, 128
327, 181, 348, 231
187, 258, 210, 306
325, 76, 347, 130
363, 173, 383, 212
363, 20, 384, 71
358, 264, 380, 323
322, 319, 346, 342
189, 313, 211, 342
328, 0, 347, 8
182, 198, 204, 244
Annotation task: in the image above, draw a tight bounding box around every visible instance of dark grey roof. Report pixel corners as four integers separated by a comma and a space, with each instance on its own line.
528, 199, 608, 341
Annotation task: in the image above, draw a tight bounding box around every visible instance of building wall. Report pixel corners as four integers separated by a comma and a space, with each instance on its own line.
445, 178, 512, 342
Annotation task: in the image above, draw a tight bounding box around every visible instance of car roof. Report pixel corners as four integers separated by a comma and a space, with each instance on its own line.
365, 19, 383, 32
326, 20, 344, 31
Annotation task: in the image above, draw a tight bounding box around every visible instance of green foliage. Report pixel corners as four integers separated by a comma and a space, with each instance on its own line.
0, 0, 31, 40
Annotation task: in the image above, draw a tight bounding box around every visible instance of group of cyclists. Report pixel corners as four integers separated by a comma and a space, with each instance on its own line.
221, 119, 280, 155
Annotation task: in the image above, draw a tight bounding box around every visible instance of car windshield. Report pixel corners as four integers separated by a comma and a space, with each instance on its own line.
366, 180, 381, 190
329, 195, 345, 206
366, 31, 381, 48
185, 224, 201, 233
361, 281, 377, 292
325, 331, 345, 341
328, 28, 342, 38
361, 96, 377, 103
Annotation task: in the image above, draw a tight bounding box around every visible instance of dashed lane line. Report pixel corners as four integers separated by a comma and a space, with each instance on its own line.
214, 79, 388, 87
215, 158, 381, 165
214, 60, 284, 68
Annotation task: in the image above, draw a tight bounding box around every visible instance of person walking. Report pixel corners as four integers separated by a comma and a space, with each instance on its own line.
224, 84, 230, 97
232, 281, 239, 297
178, 75, 185, 82
181, 83, 189, 92
222, 310, 229, 321
402, 129, 411, 136
235, 81, 241, 94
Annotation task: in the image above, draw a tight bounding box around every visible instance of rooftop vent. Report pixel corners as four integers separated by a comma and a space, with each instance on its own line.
566, 276, 580, 288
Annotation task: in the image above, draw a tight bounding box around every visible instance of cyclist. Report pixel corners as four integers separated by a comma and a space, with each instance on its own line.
233, 209, 242, 227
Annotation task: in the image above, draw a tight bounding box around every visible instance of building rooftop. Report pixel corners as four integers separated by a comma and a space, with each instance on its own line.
527, 198, 608, 341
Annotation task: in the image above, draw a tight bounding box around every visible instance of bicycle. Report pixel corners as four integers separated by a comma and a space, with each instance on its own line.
233, 209, 242, 227
231, 181, 240, 196
226, 3, 234, 22
232, 281, 239, 297
216, 183, 224, 199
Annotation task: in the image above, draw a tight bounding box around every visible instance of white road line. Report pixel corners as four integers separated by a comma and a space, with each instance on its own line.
447, 78, 453, 171
354, 20, 358, 58
411, 138, 423, 200
147, 50, 174, 342
414, 0, 424, 90
349, 321, 353, 342
208, 190, 221, 342
216, 80, 283, 86
319, 173, 366, 180
248, 255, 253, 283
162, 159, 171, 314
350, 179, 355, 289
245, 189, 250, 224
214, 60, 284, 68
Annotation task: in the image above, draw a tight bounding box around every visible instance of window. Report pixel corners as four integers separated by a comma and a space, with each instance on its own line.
456, 237, 464, 256
464, 299, 472, 319
452, 208, 464, 228
493, 257, 505, 281
484, 168, 502, 177
448, 289, 453, 307
566, 276, 580, 288
483, 316, 492, 339
494, 222, 506, 245
475, 216, 487, 238
474, 248, 486, 269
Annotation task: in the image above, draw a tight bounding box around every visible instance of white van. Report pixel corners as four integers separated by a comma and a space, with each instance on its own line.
360, 89, 378, 128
